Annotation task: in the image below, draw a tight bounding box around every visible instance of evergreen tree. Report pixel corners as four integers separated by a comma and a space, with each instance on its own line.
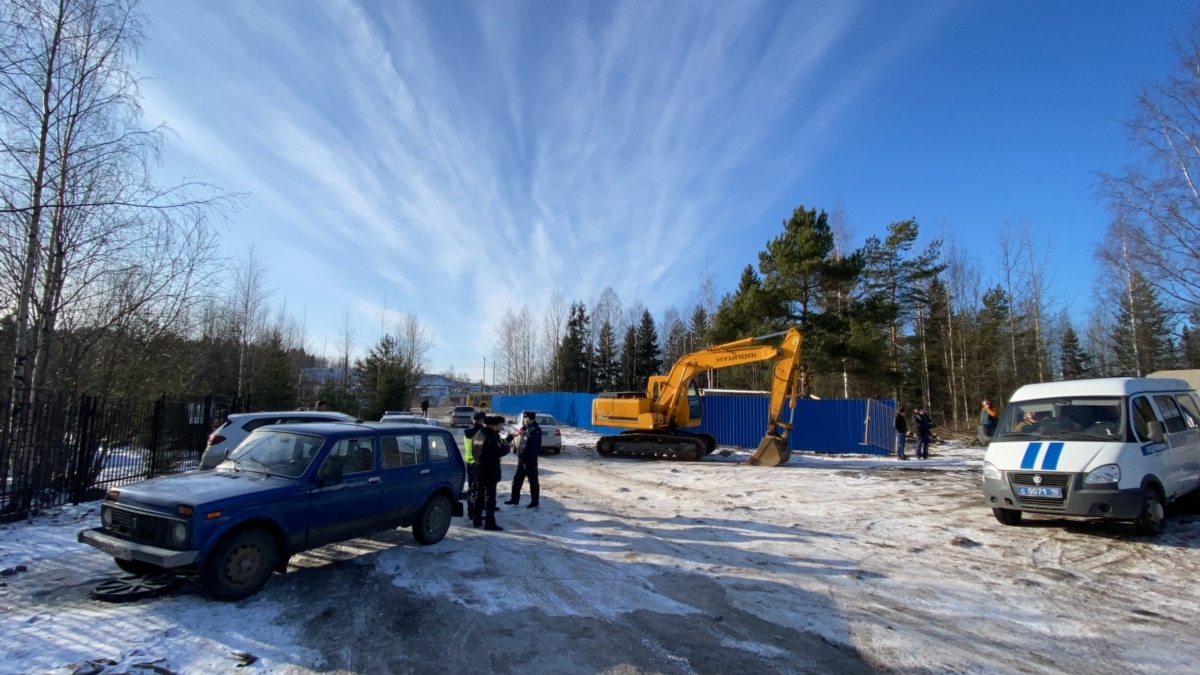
687, 304, 709, 352
555, 302, 591, 392
860, 219, 944, 401
1059, 325, 1094, 380
755, 205, 863, 395
619, 324, 638, 390
1112, 271, 1177, 376
593, 320, 619, 392
354, 333, 420, 420
634, 309, 662, 383
249, 332, 298, 410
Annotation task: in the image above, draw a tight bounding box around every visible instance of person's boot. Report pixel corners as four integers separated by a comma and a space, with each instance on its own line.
503, 498, 518, 505
527, 502, 539, 508
483, 522, 503, 531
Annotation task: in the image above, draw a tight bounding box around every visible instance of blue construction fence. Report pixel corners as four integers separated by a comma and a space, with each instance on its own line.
492, 392, 897, 456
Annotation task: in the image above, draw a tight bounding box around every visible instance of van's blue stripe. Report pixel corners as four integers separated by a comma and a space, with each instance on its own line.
1041, 442, 1064, 470
1020, 442, 1042, 470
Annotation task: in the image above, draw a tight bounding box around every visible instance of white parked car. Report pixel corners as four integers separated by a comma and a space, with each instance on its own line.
381, 413, 440, 426
199, 411, 356, 469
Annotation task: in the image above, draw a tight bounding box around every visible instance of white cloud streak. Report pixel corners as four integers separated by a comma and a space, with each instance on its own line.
139, 0, 938, 370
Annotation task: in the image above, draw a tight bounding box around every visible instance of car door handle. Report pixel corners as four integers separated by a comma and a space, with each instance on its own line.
420, 469, 431, 475
368, 477, 381, 484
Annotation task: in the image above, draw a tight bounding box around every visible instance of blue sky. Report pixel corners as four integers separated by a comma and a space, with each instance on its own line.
135, 0, 1194, 379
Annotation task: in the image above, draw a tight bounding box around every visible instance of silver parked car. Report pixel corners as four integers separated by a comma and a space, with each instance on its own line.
199, 411, 357, 469
451, 406, 475, 428
514, 412, 562, 455
381, 413, 440, 426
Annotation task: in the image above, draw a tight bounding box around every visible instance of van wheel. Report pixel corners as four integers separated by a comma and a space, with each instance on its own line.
413, 494, 452, 545
1135, 488, 1165, 535
201, 529, 278, 601
992, 508, 1023, 526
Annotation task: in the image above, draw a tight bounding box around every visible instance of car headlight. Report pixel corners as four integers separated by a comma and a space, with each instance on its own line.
101, 506, 113, 528
171, 521, 189, 546
982, 462, 1003, 481
1084, 464, 1120, 485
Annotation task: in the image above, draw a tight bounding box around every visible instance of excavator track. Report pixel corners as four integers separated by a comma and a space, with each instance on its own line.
595, 431, 717, 461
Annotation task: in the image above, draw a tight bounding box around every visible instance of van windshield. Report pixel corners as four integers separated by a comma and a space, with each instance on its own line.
994, 397, 1124, 441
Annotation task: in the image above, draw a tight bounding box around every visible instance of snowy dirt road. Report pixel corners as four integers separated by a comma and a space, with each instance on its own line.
1, 428, 1199, 674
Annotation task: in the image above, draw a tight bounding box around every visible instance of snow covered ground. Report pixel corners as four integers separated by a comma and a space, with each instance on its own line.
1, 427, 1198, 674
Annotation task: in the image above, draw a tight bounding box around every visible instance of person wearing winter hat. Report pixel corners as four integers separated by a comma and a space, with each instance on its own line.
473, 415, 511, 530
505, 410, 542, 508
463, 411, 487, 522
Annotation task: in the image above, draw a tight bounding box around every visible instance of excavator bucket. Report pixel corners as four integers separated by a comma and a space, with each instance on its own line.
746, 433, 790, 466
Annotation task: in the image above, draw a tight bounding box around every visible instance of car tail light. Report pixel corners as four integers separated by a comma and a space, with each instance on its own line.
554, 429, 561, 437
207, 432, 226, 446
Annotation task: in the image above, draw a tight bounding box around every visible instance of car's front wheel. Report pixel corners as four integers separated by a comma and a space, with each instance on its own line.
413, 494, 452, 545
201, 529, 278, 601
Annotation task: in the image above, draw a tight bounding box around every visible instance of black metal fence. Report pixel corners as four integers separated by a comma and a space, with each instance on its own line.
0, 389, 247, 521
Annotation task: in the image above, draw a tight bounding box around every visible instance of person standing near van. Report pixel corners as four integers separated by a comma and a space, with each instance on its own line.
505, 411, 542, 508
463, 411, 487, 522
981, 399, 1000, 437
894, 406, 909, 460
420, 399, 430, 417
913, 405, 933, 459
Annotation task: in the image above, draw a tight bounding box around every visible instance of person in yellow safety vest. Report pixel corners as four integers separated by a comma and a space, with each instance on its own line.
463, 411, 487, 521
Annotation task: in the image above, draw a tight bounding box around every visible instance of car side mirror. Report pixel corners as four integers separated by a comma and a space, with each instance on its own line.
1148, 420, 1166, 444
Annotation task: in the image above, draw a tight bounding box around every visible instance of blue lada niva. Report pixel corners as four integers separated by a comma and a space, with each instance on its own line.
78, 421, 466, 600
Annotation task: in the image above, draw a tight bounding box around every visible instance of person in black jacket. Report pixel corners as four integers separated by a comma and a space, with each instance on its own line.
505, 410, 542, 508
894, 406, 908, 460
913, 405, 933, 460
473, 416, 511, 531
463, 411, 487, 522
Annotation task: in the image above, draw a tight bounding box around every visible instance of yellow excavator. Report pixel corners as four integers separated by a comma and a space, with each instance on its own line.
592, 327, 802, 466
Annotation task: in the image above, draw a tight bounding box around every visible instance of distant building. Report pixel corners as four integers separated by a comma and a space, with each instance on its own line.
298, 368, 495, 408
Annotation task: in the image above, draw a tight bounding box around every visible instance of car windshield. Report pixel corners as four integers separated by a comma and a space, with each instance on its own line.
221, 430, 324, 478
994, 397, 1125, 441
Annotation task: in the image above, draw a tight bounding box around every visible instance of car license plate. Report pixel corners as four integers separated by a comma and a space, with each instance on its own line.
94, 537, 133, 560
1016, 486, 1062, 498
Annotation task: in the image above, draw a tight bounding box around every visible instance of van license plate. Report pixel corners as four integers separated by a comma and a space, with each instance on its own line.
1016, 486, 1062, 498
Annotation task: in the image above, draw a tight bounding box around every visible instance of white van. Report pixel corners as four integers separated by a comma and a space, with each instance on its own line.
981, 375, 1200, 535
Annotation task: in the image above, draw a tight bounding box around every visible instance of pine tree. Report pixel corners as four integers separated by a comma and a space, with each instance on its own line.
634, 310, 662, 383
248, 331, 297, 410
355, 334, 420, 420
1112, 271, 1176, 376
555, 302, 591, 392
593, 320, 619, 392
1059, 325, 1094, 380
619, 324, 638, 390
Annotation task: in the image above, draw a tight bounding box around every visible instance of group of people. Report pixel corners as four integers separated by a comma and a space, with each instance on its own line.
893, 399, 1002, 460
462, 410, 542, 531
893, 405, 934, 460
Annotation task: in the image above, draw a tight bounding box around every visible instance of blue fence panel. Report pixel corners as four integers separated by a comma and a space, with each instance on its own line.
491, 393, 894, 455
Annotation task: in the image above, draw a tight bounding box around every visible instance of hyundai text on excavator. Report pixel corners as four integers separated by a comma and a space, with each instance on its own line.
591, 328, 802, 467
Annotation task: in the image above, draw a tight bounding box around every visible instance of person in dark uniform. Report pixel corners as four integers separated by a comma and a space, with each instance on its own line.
894, 405, 908, 460
913, 405, 933, 460
463, 411, 487, 522
420, 399, 430, 417
505, 410, 542, 508
473, 415, 510, 531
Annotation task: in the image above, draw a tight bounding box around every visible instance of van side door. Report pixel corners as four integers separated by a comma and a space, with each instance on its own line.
1171, 393, 1200, 495
1150, 394, 1194, 498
